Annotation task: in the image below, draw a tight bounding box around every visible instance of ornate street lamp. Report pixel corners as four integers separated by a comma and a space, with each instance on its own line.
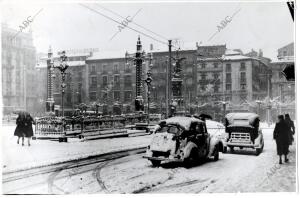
171, 50, 186, 116
125, 36, 153, 115
144, 52, 153, 125
53, 51, 69, 133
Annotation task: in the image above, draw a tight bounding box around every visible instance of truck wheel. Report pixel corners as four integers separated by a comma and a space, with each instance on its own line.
229, 146, 234, 153
222, 146, 227, 153
213, 146, 219, 161
150, 160, 161, 167
255, 148, 262, 156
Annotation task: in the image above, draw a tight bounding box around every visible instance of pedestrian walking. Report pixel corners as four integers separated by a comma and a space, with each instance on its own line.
273, 115, 290, 164
24, 112, 35, 146
285, 114, 295, 145
14, 111, 26, 146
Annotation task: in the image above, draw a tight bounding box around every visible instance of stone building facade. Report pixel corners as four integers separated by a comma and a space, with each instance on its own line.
1, 24, 38, 115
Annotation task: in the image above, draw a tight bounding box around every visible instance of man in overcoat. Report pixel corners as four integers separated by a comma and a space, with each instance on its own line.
273, 115, 290, 164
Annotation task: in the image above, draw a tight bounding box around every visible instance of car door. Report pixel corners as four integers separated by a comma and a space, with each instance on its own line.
195, 122, 208, 158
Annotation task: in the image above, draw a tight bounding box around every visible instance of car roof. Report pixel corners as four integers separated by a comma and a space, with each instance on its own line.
225, 112, 259, 126
159, 116, 204, 131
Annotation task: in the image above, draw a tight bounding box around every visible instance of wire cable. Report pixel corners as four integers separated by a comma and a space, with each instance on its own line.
94, 4, 169, 41
79, 3, 168, 46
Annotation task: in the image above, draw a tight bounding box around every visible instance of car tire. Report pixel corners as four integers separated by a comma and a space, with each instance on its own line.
150, 160, 161, 167
184, 149, 198, 168
213, 146, 219, 161
229, 146, 234, 153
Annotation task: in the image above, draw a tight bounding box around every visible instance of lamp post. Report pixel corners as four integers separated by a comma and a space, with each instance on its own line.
53, 51, 69, 134
144, 52, 153, 125
46, 46, 55, 114
125, 36, 153, 116
170, 50, 186, 116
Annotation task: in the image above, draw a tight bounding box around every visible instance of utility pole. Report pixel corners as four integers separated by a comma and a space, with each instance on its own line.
166, 40, 172, 118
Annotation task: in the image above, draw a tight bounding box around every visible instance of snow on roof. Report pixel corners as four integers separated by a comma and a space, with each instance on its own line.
225, 49, 242, 55
222, 54, 253, 61
36, 60, 86, 68
271, 58, 294, 64
87, 51, 127, 60
225, 112, 259, 125
160, 116, 203, 130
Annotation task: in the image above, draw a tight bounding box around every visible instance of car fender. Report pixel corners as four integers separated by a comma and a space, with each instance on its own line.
254, 132, 264, 148
208, 137, 220, 157
183, 141, 198, 159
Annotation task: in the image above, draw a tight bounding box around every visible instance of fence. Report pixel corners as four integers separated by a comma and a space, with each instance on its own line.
34, 114, 148, 140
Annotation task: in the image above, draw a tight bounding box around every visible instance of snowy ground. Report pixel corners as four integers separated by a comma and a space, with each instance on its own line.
99, 128, 296, 193
2, 124, 296, 193
1, 124, 151, 173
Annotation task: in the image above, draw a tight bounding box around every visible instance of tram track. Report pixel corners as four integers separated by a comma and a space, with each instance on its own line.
2, 147, 146, 194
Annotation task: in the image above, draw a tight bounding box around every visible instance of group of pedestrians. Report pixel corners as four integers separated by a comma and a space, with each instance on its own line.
273, 114, 295, 164
14, 111, 35, 146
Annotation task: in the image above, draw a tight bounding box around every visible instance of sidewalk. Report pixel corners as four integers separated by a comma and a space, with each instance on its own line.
1, 125, 151, 173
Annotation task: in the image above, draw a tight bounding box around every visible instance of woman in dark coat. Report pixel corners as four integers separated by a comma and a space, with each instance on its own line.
24, 112, 34, 146
14, 112, 26, 145
273, 115, 290, 164
285, 114, 295, 145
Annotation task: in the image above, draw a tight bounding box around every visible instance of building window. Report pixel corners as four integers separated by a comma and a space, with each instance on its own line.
103, 64, 108, 73
240, 62, 246, 71
226, 84, 231, 91
226, 73, 231, 83
114, 64, 119, 72
213, 73, 219, 79
226, 64, 231, 72
125, 63, 130, 72
91, 65, 96, 73
124, 75, 132, 87
124, 91, 132, 102
89, 92, 97, 101
114, 75, 120, 87
240, 72, 246, 83
91, 76, 97, 87
201, 73, 207, 80
114, 91, 120, 101
103, 76, 108, 87
213, 62, 218, 68
201, 63, 206, 69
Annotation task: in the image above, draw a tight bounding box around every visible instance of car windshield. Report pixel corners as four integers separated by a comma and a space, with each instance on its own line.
156, 125, 182, 135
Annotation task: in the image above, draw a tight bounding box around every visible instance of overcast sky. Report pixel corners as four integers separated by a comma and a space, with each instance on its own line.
1, 0, 294, 60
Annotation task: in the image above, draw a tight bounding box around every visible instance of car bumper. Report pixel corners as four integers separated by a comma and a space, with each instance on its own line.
226, 142, 260, 148
142, 156, 183, 163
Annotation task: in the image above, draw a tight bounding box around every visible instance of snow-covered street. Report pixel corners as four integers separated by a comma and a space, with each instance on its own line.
1, 124, 151, 173
2, 125, 296, 194
99, 127, 296, 193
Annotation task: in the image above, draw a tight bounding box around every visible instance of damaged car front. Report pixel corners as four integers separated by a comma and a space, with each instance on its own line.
143, 122, 188, 166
